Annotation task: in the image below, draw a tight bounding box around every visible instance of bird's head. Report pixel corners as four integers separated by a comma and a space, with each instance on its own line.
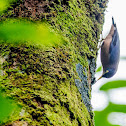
97, 68, 117, 81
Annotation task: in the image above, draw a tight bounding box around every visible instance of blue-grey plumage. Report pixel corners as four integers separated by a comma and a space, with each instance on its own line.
98, 17, 120, 80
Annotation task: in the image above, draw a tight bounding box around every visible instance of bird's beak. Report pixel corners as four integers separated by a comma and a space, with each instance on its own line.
96, 70, 109, 82
96, 75, 103, 82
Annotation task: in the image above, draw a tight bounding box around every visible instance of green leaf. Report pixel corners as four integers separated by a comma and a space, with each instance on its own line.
100, 80, 126, 91
0, 19, 64, 47
96, 66, 102, 72
0, 0, 16, 13
0, 92, 21, 124
94, 102, 126, 126
120, 56, 126, 60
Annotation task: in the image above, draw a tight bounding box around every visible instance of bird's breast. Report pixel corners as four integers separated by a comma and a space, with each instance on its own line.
101, 36, 112, 69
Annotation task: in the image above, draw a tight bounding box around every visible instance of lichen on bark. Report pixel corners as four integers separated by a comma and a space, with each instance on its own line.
0, 0, 108, 125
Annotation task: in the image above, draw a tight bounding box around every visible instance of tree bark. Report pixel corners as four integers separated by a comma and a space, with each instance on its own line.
0, 0, 108, 125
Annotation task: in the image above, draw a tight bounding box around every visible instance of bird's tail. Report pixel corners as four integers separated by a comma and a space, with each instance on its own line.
112, 17, 116, 27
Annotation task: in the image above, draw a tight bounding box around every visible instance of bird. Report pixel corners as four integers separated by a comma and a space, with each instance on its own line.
97, 17, 120, 81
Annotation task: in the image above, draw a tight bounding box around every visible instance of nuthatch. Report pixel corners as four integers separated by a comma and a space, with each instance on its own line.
98, 17, 120, 80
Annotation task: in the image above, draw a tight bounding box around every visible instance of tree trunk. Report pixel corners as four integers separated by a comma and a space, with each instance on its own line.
0, 0, 108, 125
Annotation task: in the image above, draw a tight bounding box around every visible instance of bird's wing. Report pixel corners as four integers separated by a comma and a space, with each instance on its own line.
109, 29, 118, 54
109, 29, 120, 65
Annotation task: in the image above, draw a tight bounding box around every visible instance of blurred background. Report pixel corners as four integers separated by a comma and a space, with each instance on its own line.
91, 0, 126, 126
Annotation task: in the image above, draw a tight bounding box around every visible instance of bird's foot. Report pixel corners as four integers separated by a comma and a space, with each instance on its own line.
97, 37, 105, 50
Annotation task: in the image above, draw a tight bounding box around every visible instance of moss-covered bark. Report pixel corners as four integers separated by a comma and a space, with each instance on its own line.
0, 0, 108, 125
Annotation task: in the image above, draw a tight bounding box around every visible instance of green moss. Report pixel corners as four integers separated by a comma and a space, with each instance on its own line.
51, 0, 96, 64
0, 0, 108, 125
0, 44, 93, 125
